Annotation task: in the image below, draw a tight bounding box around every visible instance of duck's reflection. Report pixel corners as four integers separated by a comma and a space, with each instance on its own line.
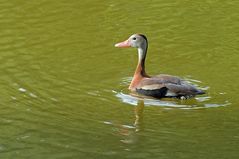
134, 100, 145, 132
119, 100, 145, 144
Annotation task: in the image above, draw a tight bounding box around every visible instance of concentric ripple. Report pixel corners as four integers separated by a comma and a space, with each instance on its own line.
114, 77, 230, 109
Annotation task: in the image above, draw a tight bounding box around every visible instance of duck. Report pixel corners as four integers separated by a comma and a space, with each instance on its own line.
115, 34, 205, 99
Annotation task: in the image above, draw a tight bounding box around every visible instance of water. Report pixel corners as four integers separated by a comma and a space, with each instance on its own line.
0, 0, 239, 158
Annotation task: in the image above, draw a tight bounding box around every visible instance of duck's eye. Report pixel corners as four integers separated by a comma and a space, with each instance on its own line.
133, 37, 137, 40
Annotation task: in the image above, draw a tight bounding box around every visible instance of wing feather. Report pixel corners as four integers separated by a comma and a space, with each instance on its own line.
136, 74, 204, 97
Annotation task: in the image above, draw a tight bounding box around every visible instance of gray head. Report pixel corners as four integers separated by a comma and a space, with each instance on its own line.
115, 34, 148, 49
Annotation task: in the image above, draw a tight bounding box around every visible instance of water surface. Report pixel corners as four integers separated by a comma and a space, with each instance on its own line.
0, 0, 239, 158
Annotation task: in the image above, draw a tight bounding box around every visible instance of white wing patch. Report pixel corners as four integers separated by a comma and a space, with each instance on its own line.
138, 84, 165, 90
165, 91, 177, 97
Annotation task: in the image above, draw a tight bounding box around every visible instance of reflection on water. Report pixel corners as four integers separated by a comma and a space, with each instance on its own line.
134, 100, 144, 132
116, 91, 230, 109
104, 100, 145, 146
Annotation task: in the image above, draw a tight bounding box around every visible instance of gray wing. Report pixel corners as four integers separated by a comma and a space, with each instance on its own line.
165, 82, 204, 96
136, 74, 204, 96
137, 74, 181, 87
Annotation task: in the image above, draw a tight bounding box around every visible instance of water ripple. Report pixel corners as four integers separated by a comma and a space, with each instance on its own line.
114, 76, 230, 109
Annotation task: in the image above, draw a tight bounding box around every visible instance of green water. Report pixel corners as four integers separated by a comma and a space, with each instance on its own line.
0, 0, 239, 158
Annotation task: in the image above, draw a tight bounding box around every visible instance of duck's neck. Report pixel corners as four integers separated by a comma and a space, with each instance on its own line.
129, 43, 149, 90
135, 47, 147, 76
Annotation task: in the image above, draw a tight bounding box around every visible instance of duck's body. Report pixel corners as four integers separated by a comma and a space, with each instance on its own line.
115, 34, 205, 99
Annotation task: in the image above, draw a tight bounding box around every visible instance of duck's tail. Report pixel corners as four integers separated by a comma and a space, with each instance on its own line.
197, 90, 205, 95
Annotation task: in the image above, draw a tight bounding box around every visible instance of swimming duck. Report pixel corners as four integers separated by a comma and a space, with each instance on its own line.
115, 34, 205, 99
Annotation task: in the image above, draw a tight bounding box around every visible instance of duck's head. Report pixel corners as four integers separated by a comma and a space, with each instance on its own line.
115, 34, 148, 49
